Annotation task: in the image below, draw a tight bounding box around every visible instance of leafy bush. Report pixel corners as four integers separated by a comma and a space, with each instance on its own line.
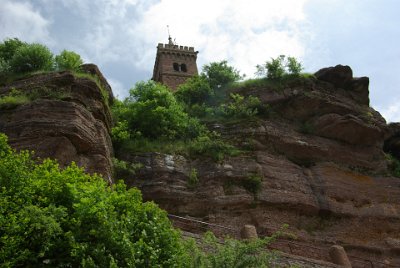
386, 154, 400, 177
0, 89, 29, 109
242, 174, 262, 195
184, 231, 277, 268
188, 168, 199, 188
286, 56, 303, 75
256, 55, 303, 80
10, 43, 54, 73
111, 120, 131, 146
175, 75, 213, 106
112, 157, 143, 177
55, 50, 83, 71
0, 133, 186, 267
0, 38, 26, 61
114, 81, 204, 140
219, 93, 261, 119
202, 60, 242, 89
188, 133, 241, 161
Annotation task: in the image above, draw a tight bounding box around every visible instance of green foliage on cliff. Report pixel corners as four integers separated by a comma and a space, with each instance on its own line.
0, 133, 279, 267
184, 231, 277, 268
0, 38, 84, 83
9, 43, 54, 73
175, 75, 213, 106
111, 80, 240, 161
386, 154, 400, 178
0, 133, 187, 267
0, 87, 71, 110
202, 60, 243, 89
256, 55, 303, 80
55, 50, 83, 71
113, 81, 203, 140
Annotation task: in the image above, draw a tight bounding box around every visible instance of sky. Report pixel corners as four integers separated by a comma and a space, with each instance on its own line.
0, 0, 399, 122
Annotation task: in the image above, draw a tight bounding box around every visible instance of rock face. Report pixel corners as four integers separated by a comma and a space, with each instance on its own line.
385, 123, 400, 159
0, 66, 113, 182
117, 66, 400, 266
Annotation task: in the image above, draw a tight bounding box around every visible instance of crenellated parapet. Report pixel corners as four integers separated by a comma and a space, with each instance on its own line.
152, 41, 199, 90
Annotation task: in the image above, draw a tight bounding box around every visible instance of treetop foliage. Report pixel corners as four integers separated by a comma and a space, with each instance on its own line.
256, 55, 303, 80
201, 60, 243, 89
113, 81, 204, 141
0, 37, 84, 80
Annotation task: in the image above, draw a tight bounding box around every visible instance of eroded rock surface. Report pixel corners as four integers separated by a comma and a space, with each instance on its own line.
117, 65, 400, 266
0, 68, 113, 181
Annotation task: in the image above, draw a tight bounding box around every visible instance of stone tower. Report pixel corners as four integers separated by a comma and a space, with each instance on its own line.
152, 37, 198, 91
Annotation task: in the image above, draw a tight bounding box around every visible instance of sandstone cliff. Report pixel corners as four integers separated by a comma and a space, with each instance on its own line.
1, 63, 399, 266
0, 64, 114, 182
118, 65, 400, 266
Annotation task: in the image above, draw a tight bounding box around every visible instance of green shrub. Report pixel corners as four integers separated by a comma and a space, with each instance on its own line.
219, 93, 261, 119
287, 56, 303, 75
175, 75, 213, 106
0, 133, 186, 267
10, 43, 54, 73
114, 81, 204, 140
386, 154, 400, 177
184, 231, 277, 268
55, 50, 83, 71
112, 157, 143, 177
202, 60, 242, 89
0, 87, 70, 110
188, 133, 241, 161
0, 89, 29, 109
188, 168, 199, 188
111, 120, 131, 146
242, 174, 262, 195
256, 55, 303, 80
0, 38, 26, 61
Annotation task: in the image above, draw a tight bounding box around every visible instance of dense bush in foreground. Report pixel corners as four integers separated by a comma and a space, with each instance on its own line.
0, 132, 278, 267
0, 133, 185, 267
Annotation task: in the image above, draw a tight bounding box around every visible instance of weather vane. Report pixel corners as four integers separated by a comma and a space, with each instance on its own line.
167, 25, 175, 45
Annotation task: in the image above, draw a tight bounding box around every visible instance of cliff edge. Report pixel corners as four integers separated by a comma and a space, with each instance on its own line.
0, 64, 114, 182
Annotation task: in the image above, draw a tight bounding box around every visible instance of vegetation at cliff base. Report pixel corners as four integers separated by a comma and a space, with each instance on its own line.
0, 133, 186, 267
0, 132, 278, 267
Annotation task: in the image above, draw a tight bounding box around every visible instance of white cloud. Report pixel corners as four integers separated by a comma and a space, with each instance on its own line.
133, 0, 310, 76
0, 1, 52, 43
379, 101, 400, 123
108, 77, 129, 99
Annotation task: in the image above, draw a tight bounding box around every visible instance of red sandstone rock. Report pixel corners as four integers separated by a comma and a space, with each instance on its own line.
0, 68, 113, 181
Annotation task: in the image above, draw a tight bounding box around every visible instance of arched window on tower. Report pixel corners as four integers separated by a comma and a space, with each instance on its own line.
181, 64, 187, 72
173, 63, 179, 71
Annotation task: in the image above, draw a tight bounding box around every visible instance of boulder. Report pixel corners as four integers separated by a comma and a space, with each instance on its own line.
315, 65, 353, 89
312, 113, 384, 146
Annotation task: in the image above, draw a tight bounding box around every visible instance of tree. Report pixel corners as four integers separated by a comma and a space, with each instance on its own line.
114, 81, 203, 140
0, 38, 26, 61
175, 75, 213, 106
202, 60, 242, 89
10, 43, 54, 73
0, 132, 186, 267
256, 55, 303, 80
55, 50, 83, 71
